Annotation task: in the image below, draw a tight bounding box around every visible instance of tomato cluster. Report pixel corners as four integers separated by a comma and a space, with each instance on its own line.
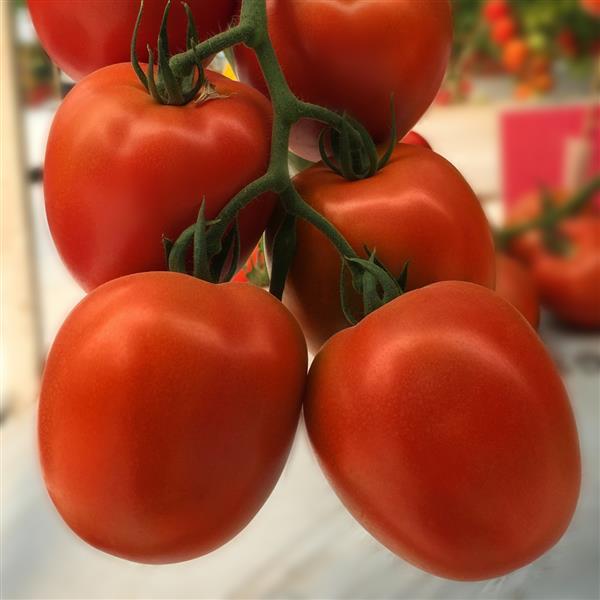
34, 0, 581, 583
483, 0, 555, 99
504, 186, 600, 329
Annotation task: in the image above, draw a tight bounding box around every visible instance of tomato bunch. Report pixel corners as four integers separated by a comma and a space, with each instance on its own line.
482, 0, 554, 99
503, 184, 600, 329
234, 0, 452, 161
35, 0, 581, 583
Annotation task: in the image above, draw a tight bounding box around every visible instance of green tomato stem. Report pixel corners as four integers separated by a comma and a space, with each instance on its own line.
495, 175, 600, 248
167, 0, 402, 319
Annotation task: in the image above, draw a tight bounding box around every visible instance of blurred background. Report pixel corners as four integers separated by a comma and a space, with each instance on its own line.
1, 0, 599, 598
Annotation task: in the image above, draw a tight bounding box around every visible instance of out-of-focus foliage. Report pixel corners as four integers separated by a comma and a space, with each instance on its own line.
452, 0, 600, 69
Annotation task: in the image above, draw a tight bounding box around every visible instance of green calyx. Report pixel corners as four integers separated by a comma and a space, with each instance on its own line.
132, 1, 205, 105
495, 175, 600, 254
318, 96, 398, 181
159, 0, 406, 325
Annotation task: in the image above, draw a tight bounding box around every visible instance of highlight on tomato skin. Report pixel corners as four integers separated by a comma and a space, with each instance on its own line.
38, 272, 308, 564
43, 66, 275, 292
273, 143, 496, 354
304, 281, 581, 581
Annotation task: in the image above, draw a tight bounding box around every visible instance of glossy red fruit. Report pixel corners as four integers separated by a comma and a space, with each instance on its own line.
272, 144, 495, 353
44, 66, 274, 291
235, 0, 452, 160
39, 272, 307, 563
28, 0, 237, 80
531, 217, 600, 329
491, 16, 517, 45
305, 281, 580, 581
483, 0, 509, 23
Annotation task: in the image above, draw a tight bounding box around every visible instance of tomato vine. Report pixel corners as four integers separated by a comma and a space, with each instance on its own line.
134, 0, 404, 322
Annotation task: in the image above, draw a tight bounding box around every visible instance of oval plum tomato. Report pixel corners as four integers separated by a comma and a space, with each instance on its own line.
234, 0, 452, 161
581, 0, 600, 17
272, 144, 495, 353
506, 189, 569, 264
495, 253, 540, 329
44, 65, 274, 291
483, 0, 509, 23
39, 272, 307, 563
502, 39, 529, 73
400, 131, 431, 149
530, 218, 600, 329
305, 281, 580, 580
491, 16, 517, 46
28, 0, 237, 81
505, 188, 600, 265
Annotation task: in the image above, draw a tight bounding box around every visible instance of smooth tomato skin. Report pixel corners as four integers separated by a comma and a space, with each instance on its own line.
272, 144, 495, 353
39, 272, 307, 563
28, 0, 237, 81
483, 0, 509, 23
234, 0, 452, 161
401, 131, 432, 149
44, 65, 274, 291
304, 281, 580, 580
495, 254, 540, 329
531, 218, 600, 329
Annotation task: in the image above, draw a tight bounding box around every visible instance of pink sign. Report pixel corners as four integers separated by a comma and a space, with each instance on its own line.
500, 103, 600, 208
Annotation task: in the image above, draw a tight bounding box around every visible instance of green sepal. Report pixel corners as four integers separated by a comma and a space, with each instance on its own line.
183, 2, 200, 51
397, 260, 410, 292
168, 226, 194, 273
131, 1, 149, 90
339, 259, 358, 326
162, 235, 174, 266
193, 200, 211, 280
269, 213, 297, 300
221, 220, 242, 282
157, 2, 185, 105
146, 46, 165, 104
377, 94, 397, 170
318, 128, 343, 177
345, 256, 402, 304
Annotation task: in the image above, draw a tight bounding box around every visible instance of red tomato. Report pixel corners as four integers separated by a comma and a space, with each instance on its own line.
39, 272, 307, 563
491, 16, 516, 45
28, 0, 237, 81
44, 65, 274, 291
502, 39, 529, 73
271, 144, 495, 353
581, 0, 600, 16
483, 0, 509, 23
558, 29, 578, 57
305, 281, 580, 580
495, 253, 540, 329
505, 188, 600, 264
401, 131, 431, 149
531, 218, 600, 329
235, 0, 452, 161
